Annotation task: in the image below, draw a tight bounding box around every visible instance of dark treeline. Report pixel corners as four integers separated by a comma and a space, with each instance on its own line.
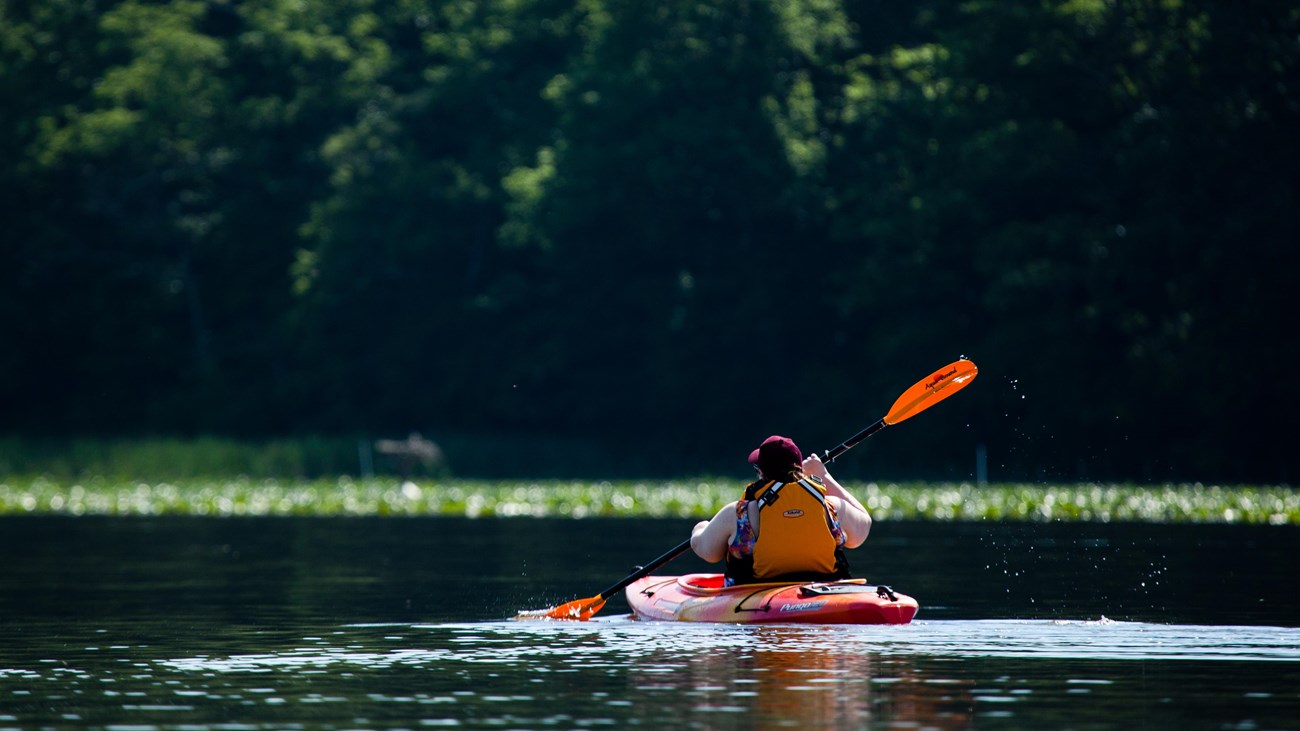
2, 0, 1296, 483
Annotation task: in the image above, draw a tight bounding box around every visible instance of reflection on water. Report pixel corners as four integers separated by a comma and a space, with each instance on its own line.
4, 619, 1298, 730
2, 515, 1299, 729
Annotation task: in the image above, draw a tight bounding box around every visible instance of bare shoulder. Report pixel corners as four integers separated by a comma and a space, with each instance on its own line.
692, 500, 741, 563
828, 495, 872, 547
830, 494, 869, 517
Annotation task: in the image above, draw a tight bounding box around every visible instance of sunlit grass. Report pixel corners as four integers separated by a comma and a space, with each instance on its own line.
0, 478, 1296, 524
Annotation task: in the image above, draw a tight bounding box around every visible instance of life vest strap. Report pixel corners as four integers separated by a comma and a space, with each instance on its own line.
757, 478, 829, 509
795, 478, 827, 506
756, 481, 786, 507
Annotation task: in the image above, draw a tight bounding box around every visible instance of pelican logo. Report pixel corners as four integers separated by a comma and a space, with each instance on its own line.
779, 600, 827, 613
782, 509, 805, 518
926, 367, 957, 390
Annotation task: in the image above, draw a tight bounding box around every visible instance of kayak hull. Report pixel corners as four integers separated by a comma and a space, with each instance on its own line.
625, 573, 918, 625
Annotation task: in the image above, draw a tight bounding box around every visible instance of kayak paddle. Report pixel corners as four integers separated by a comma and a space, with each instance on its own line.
514, 358, 978, 621
515, 538, 694, 621
819, 357, 978, 463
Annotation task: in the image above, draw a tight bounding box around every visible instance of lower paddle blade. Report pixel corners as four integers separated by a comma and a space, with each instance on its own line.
514, 595, 607, 621
885, 359, 978, 425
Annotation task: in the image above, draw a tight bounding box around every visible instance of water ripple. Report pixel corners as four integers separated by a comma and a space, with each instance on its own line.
146, 619, 1300, 677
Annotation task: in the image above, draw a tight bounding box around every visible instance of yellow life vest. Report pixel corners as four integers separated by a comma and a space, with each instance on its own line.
750, 478, 842, 580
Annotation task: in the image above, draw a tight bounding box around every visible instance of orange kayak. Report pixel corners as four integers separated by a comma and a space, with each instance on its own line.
625, 573, 919, 624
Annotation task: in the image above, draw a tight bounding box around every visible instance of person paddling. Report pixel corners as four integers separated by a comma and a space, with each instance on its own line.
690, 435, 873, 586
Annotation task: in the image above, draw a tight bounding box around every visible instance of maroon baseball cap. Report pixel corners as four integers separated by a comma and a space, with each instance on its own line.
748, 435, 802, 478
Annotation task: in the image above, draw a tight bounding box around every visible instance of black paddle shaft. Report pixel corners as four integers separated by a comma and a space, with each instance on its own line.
821, 418, 886, 464
596, 538, 693, 600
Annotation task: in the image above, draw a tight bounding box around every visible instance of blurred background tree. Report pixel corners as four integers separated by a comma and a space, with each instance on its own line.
2, 0, 1295, 482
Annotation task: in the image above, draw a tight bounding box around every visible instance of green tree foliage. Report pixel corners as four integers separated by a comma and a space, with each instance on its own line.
2, 0, 1295, 482
290, 0, 583, 432
497, 0, 838, 441
1, 0, 133, 431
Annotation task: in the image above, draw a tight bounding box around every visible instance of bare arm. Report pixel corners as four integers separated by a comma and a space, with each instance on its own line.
690, 501, 738, 563
803, 453, 872, 548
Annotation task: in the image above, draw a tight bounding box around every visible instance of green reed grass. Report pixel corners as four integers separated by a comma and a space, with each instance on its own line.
1, 477, 1296, 524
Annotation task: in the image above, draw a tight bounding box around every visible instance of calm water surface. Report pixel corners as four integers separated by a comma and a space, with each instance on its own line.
1, 516, 1297, 729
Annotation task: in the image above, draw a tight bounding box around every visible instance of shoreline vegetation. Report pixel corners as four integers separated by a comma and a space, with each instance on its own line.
2, 437, 1294, 523
7, 2, 1297, 488
1, 477, 1295, 524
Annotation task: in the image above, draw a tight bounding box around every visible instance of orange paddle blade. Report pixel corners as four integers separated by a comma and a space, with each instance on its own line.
885, 359, 978, 425
514, 595, 607, 621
